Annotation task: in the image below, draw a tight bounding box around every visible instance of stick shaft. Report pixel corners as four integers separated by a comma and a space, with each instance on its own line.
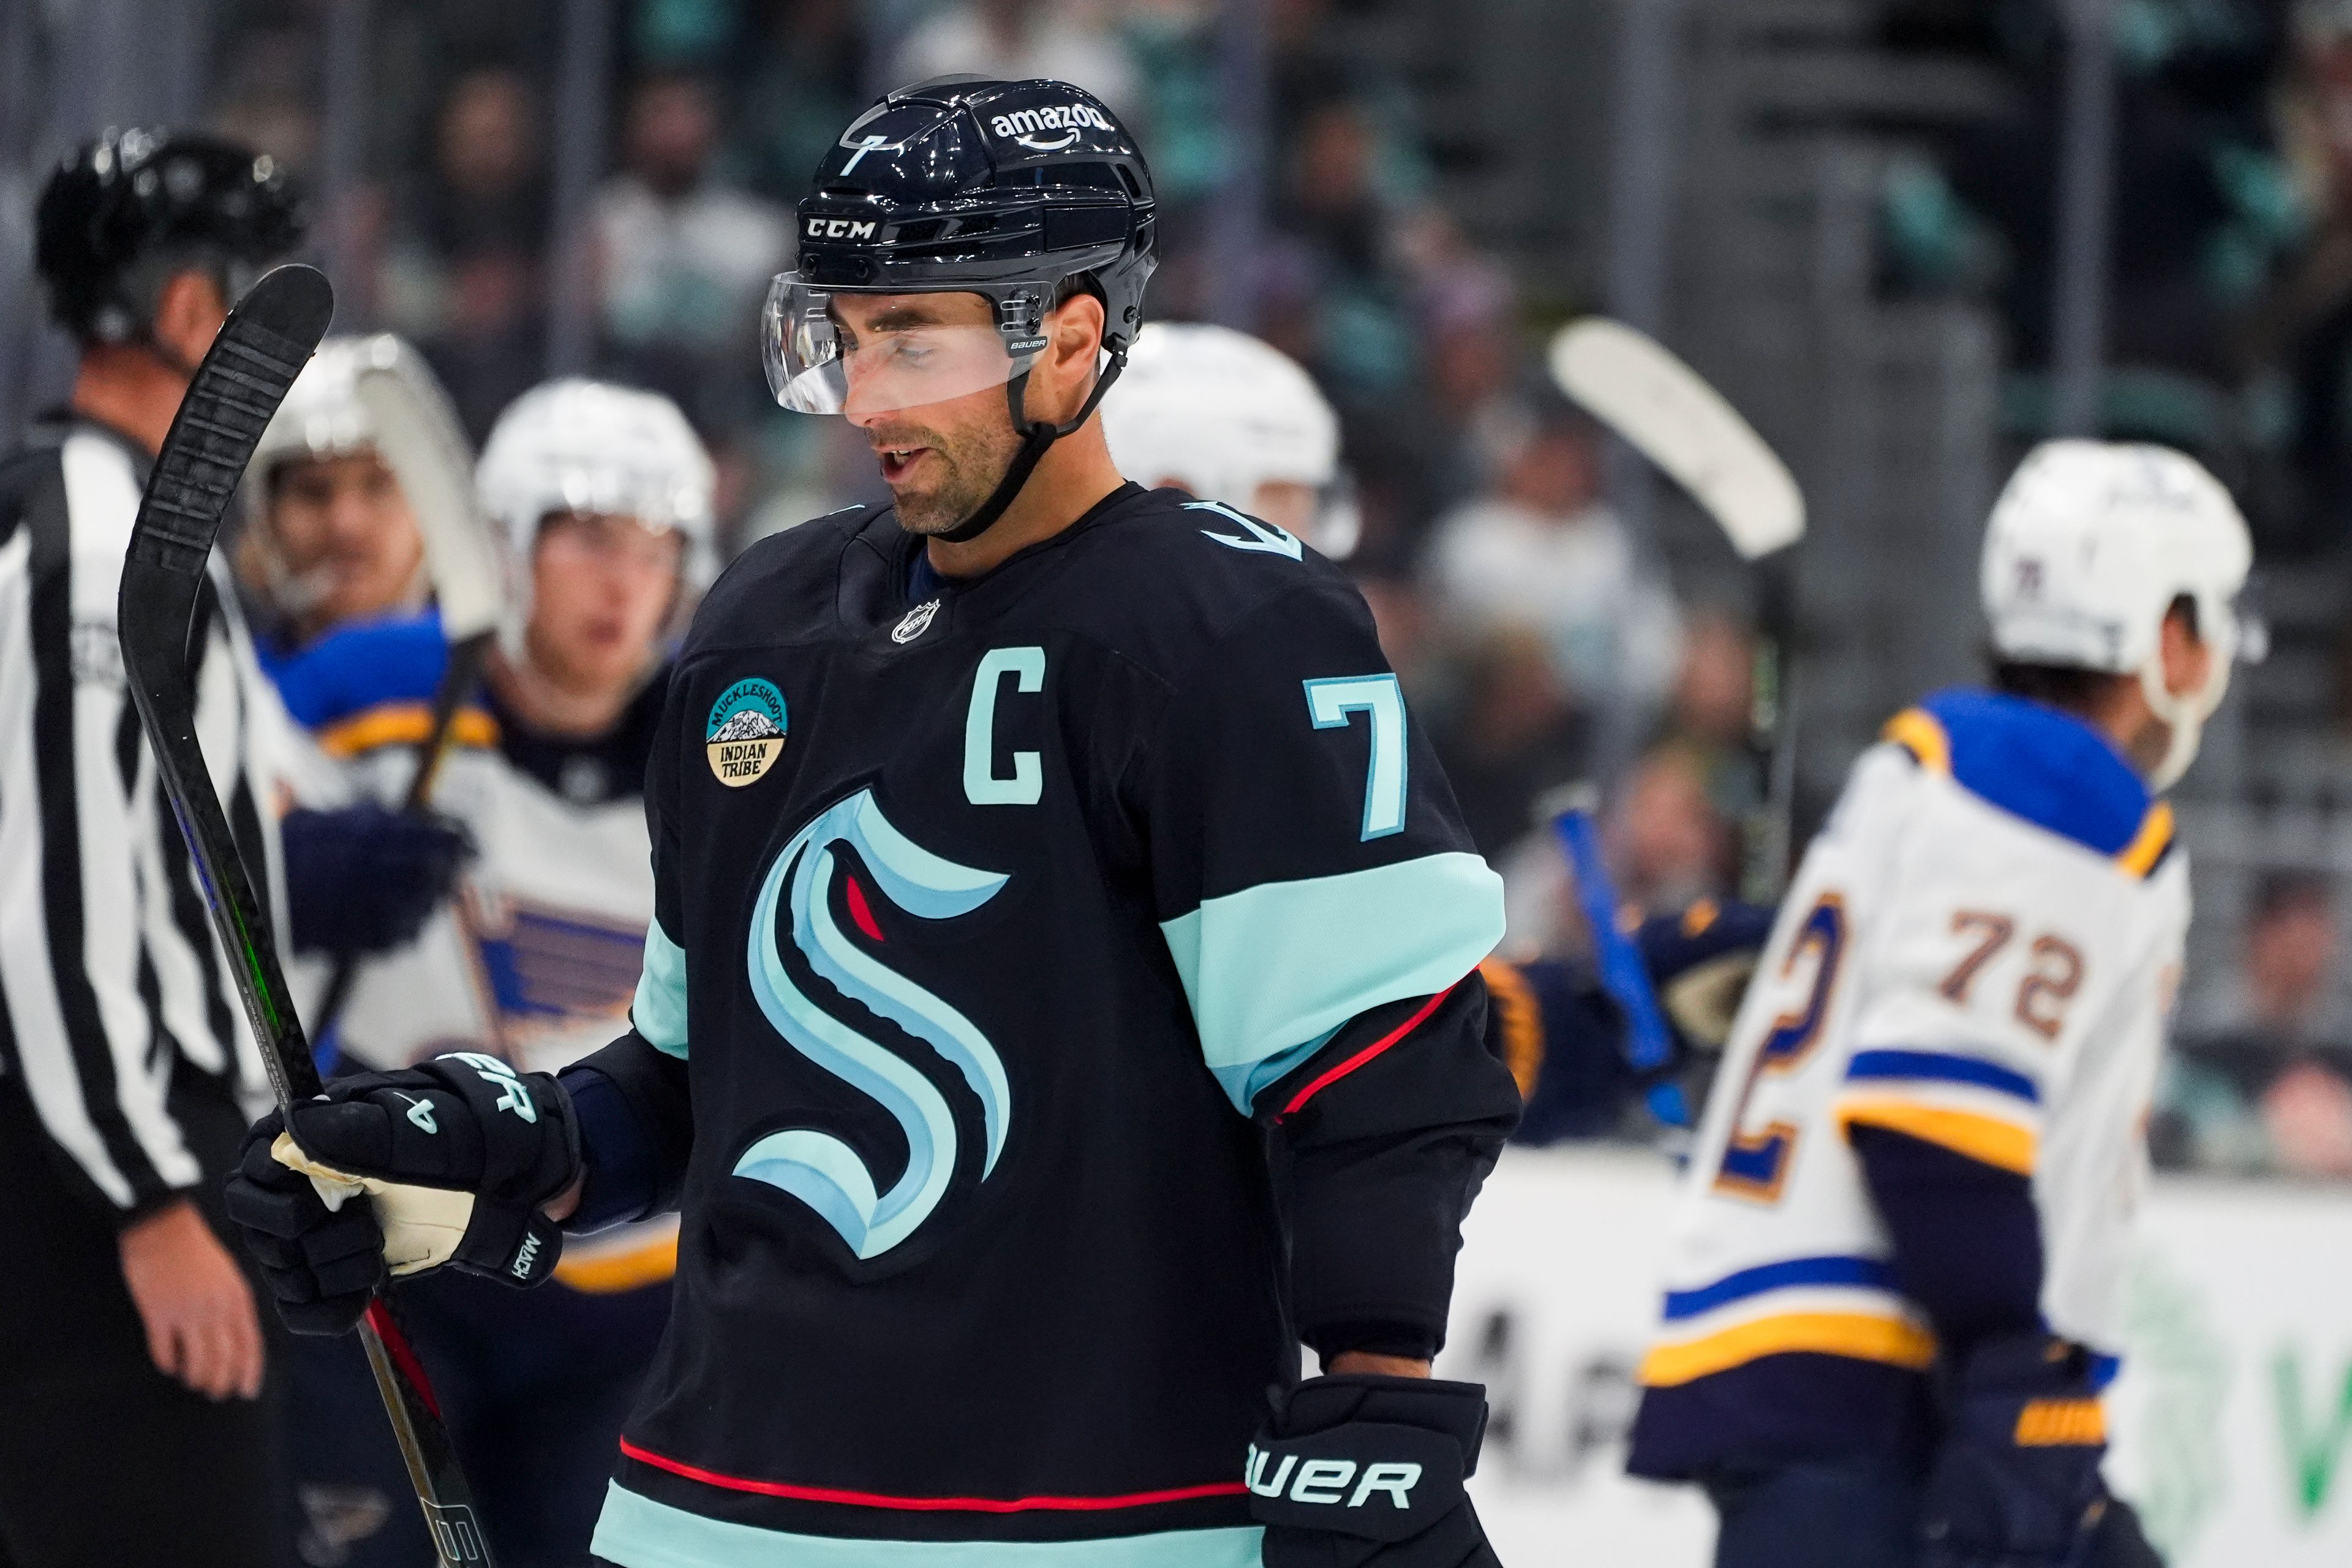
1550, 804, 1691, 1128
118, 265, 494, 1567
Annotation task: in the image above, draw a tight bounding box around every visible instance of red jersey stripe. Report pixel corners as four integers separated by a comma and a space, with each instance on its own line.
617, 1438, 1249, 1513
1278, 981, 1460, 1118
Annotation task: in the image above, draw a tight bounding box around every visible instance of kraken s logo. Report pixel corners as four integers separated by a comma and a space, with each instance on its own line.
736, 789, 1012, 1258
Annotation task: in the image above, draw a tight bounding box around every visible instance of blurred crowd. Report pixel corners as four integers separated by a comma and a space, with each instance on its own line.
202, 2, 1743, 933
1872, 0, 2352, 1175
157, 0, 2352, 1178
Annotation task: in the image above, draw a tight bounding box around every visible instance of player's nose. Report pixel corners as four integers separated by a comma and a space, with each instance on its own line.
841, 369, 889, 429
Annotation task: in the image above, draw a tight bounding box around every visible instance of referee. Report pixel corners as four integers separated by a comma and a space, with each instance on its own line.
0, 130, 304, 1567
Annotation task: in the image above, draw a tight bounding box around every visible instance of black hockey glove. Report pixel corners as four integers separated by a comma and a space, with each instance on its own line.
1922, 1333, 2113, 1568
222, 1114, 387, 1334
225, 1054, 581, 1333
1636, 899, 1774, 1055
281, 802, 472, 956
1250, 1375, 1499, 1568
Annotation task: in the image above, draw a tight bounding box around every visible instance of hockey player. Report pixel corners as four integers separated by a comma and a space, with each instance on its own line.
271, 379, 714, 1568
230, 336, 478, 982
236, 336, 431, 673
1099, 319, 1358, 556
1625, 440, 2252, 1568
227, 78, 1521, 1568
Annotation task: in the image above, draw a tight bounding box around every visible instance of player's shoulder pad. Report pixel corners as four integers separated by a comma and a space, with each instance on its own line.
1054, 484, 1369, 676
271, 608, 450, 729
1880, 686, 2174, 877
686, 504, 876, 653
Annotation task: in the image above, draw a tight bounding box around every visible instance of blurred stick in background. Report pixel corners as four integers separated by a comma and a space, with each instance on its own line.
1548, 316, 1807, 903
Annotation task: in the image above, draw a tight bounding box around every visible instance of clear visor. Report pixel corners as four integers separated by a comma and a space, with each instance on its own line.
2222, 581, 2268, 666
762, 274, 1046, 417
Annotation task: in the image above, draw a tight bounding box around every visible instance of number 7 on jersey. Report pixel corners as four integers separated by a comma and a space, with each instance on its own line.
1303, 675, 1408, 840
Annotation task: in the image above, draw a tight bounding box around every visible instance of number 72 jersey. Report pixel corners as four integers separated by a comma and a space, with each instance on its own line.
1630, 688, 2187, 1471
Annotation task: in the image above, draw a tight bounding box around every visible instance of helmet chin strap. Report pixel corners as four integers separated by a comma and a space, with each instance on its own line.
933, 351, 1128, 545
2138, 644, 2232, 793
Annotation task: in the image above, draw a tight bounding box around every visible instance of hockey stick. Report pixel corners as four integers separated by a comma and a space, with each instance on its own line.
1548, 318, 1808, 901
1539, 784, 1691, 1128
117, 265, 496, 1568
307, 339, 508, 1045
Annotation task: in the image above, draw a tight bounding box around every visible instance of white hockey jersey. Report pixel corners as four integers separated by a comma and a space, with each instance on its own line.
1628, 688, 2185, 1474
268, 611, 676, 1295
334, 742, 652, 1079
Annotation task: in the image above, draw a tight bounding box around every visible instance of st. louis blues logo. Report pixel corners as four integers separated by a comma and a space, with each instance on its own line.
735, 788, 1011, 1258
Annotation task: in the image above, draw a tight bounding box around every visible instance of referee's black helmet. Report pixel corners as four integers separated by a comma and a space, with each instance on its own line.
36, 127, 306, 346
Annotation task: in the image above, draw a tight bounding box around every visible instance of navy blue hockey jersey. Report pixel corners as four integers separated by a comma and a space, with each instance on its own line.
576, 484, 1520, 1567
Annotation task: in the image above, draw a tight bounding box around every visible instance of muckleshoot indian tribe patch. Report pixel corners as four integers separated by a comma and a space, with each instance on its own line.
707, 678, 788, 787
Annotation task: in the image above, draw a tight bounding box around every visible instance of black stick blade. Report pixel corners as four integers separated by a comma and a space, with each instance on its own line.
130, 263, 334, 576
119, 262, 336, 1108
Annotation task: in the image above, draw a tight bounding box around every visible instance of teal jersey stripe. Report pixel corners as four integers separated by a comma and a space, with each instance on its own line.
1208, 1024, 1338, 1116
631, 918, 690, 1058
1161, 851, 1504, 1100
590, 1484, 1263, 1567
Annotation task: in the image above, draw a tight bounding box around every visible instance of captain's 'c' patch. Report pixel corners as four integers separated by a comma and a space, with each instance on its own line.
707, 678, 788, 786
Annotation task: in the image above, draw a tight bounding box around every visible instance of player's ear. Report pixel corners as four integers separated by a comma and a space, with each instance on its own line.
2158, 594, 2210, 699
153, 268, 230, 369
1047, 290, 1105, 380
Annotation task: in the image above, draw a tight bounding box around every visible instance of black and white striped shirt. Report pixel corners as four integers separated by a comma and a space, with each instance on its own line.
0, 413, 278, 1221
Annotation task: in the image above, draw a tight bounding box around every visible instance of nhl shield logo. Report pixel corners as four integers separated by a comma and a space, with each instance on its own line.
707, 678, 788, 787
892, 598, 941, 644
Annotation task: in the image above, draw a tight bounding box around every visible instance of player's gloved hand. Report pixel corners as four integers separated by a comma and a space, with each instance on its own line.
1921, 1333, 2112, 1568
225, 1054, 581, 1332
223, 1110, 387, 1335
1635, 899, 1774, 1054
1249, 1374, 1499, 1567
281, 802, 473, 956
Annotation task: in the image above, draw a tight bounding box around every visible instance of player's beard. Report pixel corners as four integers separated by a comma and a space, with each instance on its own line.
877, 415, 1024, 537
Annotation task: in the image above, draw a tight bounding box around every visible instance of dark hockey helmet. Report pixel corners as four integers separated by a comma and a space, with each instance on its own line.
763, 75, 1156, 418
36, 127, 305, 345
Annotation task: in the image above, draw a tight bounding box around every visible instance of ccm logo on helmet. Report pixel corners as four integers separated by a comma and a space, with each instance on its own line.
1245, 1447, 1424, 1509
805, 217, 878, 241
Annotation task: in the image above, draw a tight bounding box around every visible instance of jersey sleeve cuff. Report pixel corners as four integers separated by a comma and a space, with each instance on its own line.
1299, 1319, 1443, 1363
562, 1030, 695, 1228
1834, 1048, 2042, 1175
111, 1180, 203, 1232
560, 1065, 662, 1231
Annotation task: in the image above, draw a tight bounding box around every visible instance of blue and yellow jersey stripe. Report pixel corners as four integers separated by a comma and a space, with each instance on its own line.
1833, 1046, 2043, 1175
1880, 690, 2172, 878
318, 699, 499, 760
1637, 1252, 1937, 1387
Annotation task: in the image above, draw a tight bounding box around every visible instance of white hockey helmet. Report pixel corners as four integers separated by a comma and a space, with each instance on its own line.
249, 334, 394, 494
1981, 439, 2256, 789
1099, 322, 1356, 554
477, 379, 717, 640
241, 333, 435, 612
